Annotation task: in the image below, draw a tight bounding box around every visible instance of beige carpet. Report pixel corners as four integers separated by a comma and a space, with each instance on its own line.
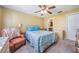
15, 39, 75, 53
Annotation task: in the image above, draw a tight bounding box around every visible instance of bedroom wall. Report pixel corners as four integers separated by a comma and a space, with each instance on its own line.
1, 7, 44, 32
0, 7, 3, 31
44, 8, 79, 41
1, 6, 79, 41
0, 7, 1, 31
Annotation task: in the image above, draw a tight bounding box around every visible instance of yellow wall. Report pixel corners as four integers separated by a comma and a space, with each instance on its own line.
1, 7, 44, 31
44, 8, 79, 40
0, 7, 3, 31
53, 8, 79, 31
0, 7, 1, 30
1, 6, 79, 41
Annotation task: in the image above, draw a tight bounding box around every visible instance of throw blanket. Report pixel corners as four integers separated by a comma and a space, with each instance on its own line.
26, 30, 56, 52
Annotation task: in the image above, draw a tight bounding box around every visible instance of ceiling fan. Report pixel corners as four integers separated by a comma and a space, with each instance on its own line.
34, 5, 56, 16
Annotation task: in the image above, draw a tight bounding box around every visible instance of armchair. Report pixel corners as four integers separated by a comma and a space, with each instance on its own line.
1, 28, 26, 53
9, 34, 26, 53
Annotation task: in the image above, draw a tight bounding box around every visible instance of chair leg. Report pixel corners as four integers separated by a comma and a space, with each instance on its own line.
9, 46, 15, 53
24, 40, 26, 45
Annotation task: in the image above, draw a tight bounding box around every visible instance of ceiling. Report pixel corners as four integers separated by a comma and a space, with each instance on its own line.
2, 5, 79, 18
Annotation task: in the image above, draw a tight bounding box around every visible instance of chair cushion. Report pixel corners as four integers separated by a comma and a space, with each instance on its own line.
11, 38, 25, 45
9, 42, 14, 47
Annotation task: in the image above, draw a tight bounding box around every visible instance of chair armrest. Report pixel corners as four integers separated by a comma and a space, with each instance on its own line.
9, 34, 24, 42
20, 34, 24, 37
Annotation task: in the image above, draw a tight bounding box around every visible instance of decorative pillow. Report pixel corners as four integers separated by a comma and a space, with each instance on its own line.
27, 26, 40, 31
34, 26, 40, 30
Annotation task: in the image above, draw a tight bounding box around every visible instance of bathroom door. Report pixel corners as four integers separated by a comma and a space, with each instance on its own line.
67, 13, 79, 41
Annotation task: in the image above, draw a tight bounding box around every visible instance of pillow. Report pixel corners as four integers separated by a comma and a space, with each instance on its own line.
27, 26, 40, 31
34, 26, 40, 30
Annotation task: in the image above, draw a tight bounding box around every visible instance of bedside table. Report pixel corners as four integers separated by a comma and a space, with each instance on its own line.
41, 28, 47, 31
48, 28, 53, 31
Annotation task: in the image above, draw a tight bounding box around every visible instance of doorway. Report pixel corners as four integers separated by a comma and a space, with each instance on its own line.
67, 13, 79, 41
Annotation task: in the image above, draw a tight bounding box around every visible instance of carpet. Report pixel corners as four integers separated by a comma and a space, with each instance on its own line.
15, 39, 75, 53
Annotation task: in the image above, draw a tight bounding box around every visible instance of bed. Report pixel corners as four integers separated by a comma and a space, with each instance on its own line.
25, 26, 56, 53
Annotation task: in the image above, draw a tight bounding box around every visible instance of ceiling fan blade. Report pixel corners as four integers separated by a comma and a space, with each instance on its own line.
41, 14, 43, 16
43, 5, 46, 9
48, 6, 56, 9
58, 11, 63, 13
38, 5, 42, 8
38, 5, 46, 10
47, 11, 52, 14
34, 10, 41, 13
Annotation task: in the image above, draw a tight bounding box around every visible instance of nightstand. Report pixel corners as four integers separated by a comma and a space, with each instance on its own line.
41, 28, 47, 31
48, 28, 53, 31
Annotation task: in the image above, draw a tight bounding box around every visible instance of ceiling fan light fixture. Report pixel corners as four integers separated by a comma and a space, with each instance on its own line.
34, 5, 56, 16
44, 10, 47, 13
41, 10, 44, 14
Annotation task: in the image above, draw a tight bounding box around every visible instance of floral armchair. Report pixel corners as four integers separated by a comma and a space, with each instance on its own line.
1, 28, 26, 53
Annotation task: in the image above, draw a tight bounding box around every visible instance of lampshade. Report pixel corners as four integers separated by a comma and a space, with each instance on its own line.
18, 24, 22, 27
